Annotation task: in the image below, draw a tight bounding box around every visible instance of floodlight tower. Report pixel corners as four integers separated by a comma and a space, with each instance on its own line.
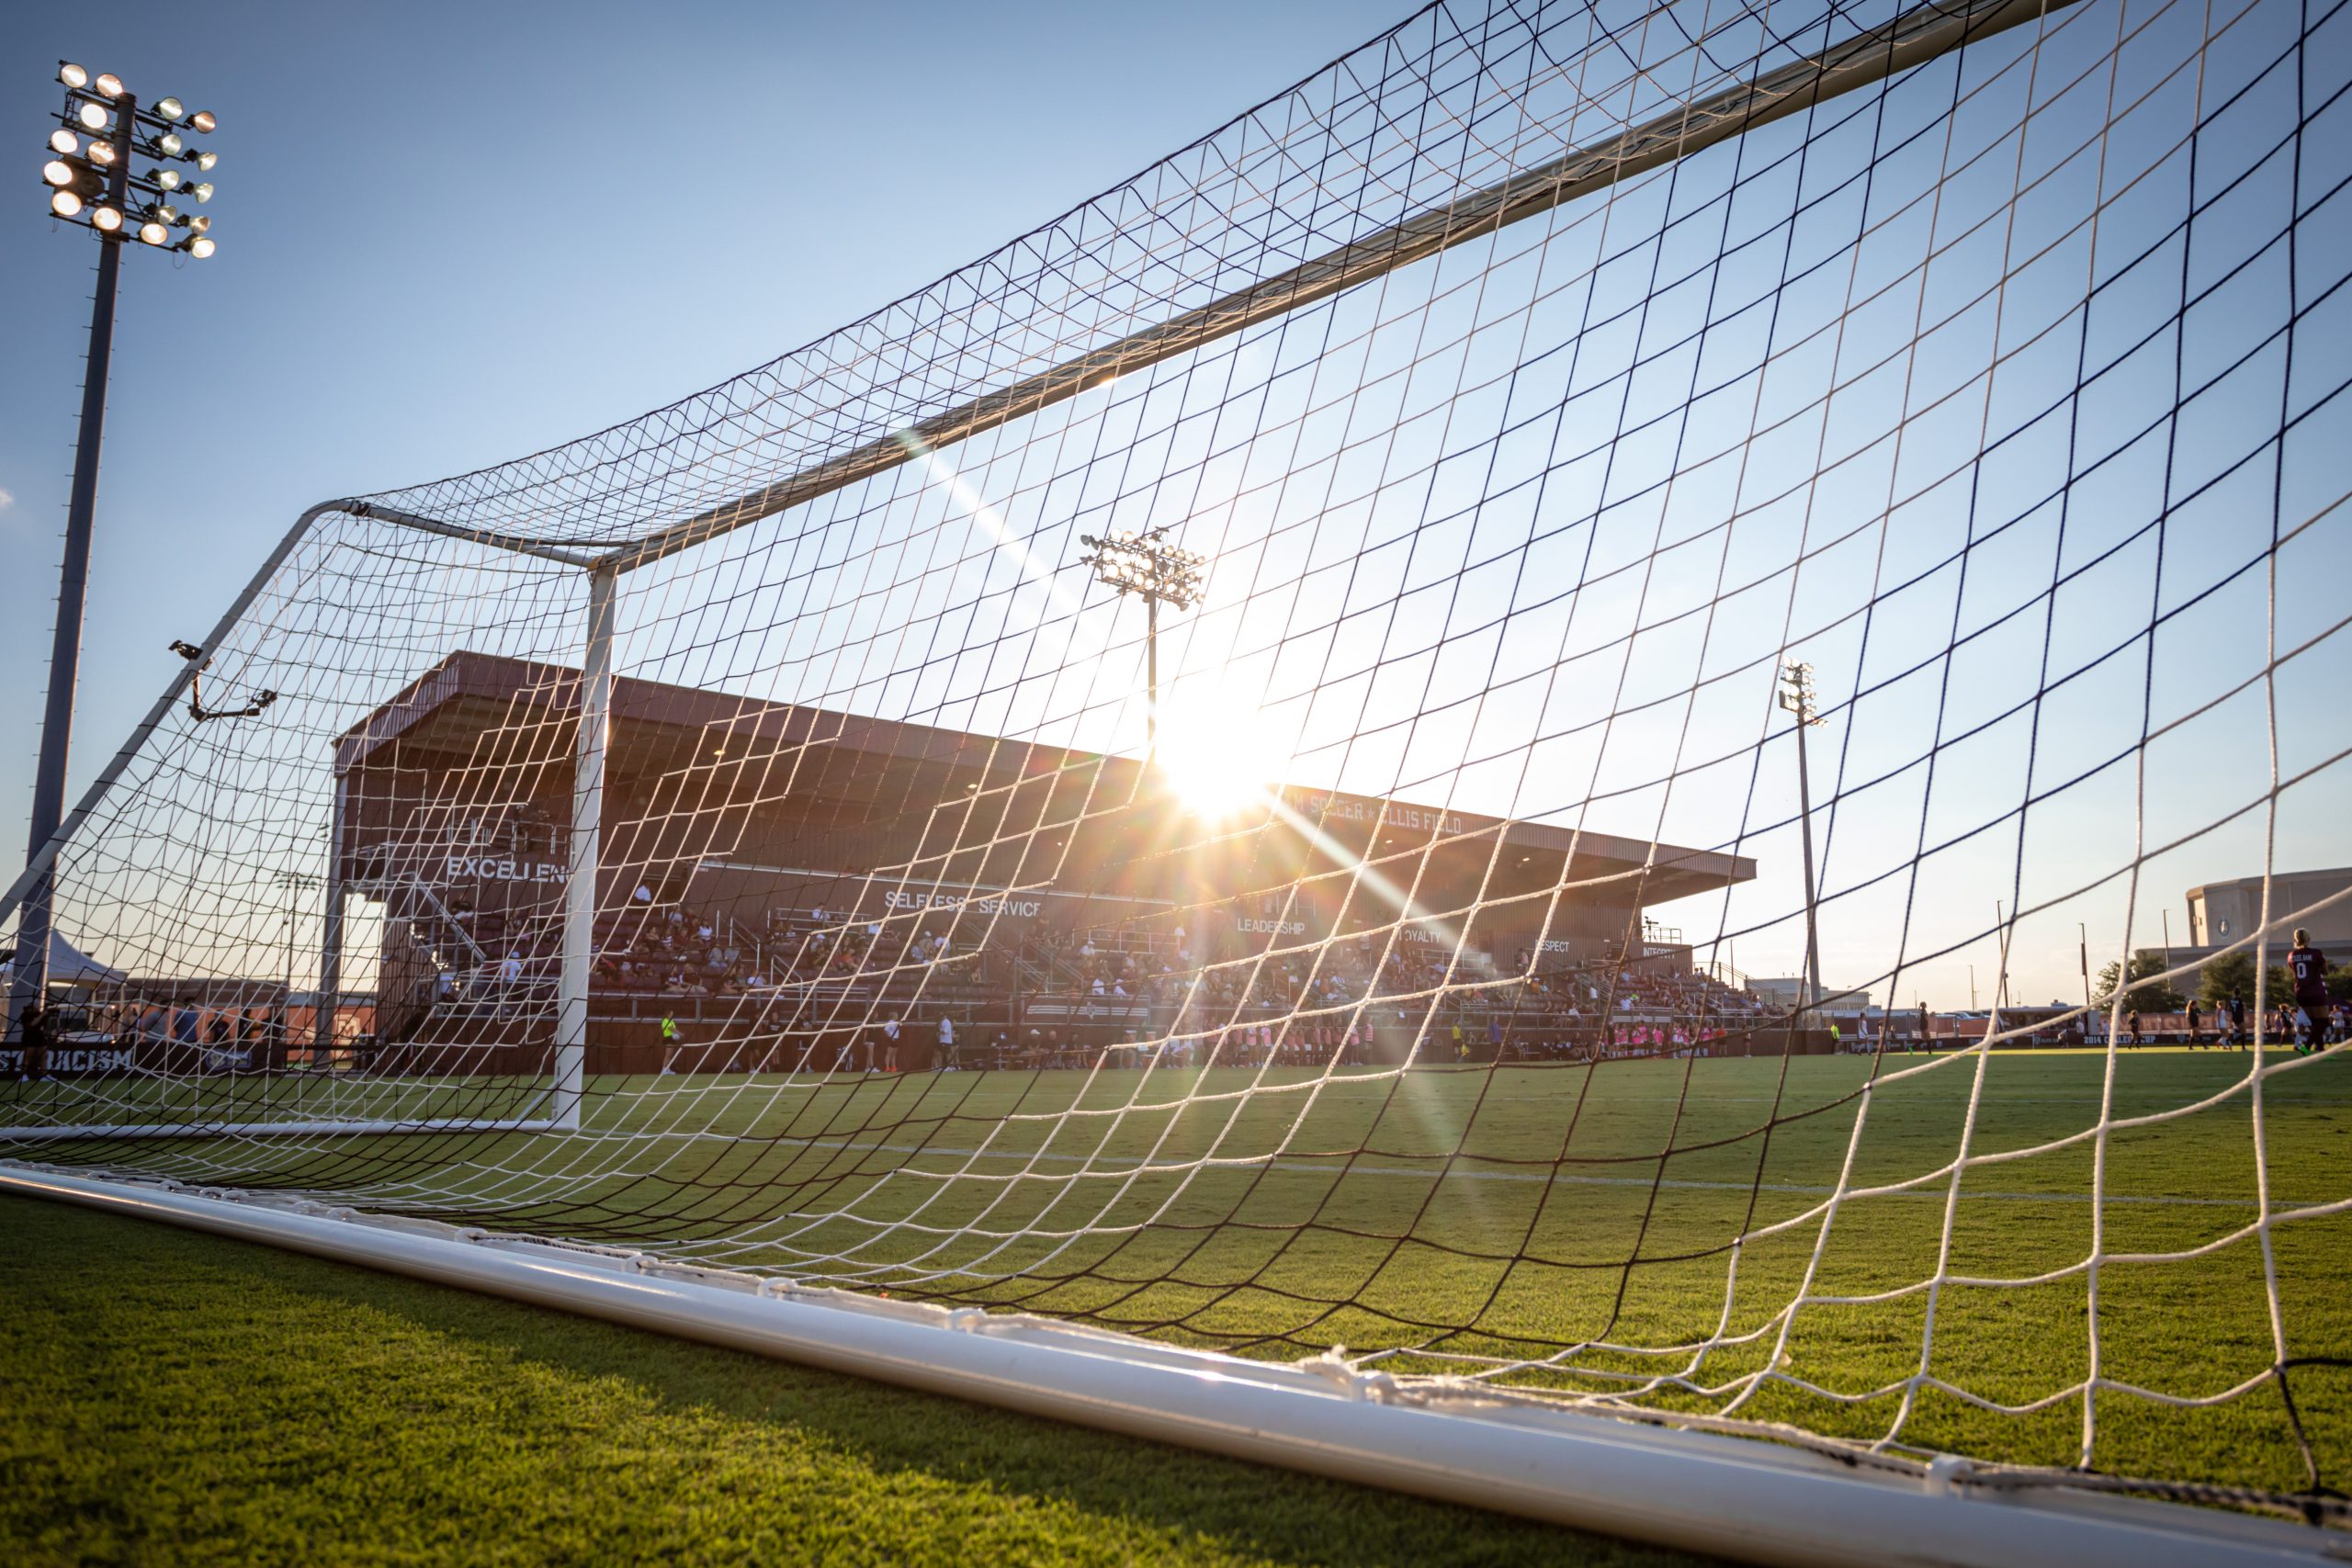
1777, 660, 1828, 1023
274, 870, 322, 1049
13, 64, 220, 1037
1078, 525, 1205, 761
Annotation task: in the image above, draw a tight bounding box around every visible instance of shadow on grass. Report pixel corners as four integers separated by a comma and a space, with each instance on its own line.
0, 1193, 1712, 1568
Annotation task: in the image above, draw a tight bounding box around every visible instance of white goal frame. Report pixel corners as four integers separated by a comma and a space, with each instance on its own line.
0, 0, 2083, 1143
6, 3, 2340, 1556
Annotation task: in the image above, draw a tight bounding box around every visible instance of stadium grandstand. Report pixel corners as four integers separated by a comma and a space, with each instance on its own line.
339, 649, 1760, 1071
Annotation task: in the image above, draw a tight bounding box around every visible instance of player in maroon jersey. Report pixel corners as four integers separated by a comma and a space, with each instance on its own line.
2289, 929, 2333, 1052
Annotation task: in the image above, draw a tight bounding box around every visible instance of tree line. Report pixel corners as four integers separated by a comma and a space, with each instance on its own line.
2093, 949, 2350, 1012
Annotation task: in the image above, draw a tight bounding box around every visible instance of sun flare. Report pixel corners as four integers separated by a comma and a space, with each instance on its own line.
1153, 701, 1284, 820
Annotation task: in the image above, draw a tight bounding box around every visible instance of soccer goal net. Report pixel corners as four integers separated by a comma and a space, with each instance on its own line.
6, 0, 2349, 1533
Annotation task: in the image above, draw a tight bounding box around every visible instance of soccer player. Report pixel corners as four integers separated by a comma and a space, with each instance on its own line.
17, 1003, 51, 1081
2186, 998, 2201, 1048
2289, 930, 2332, 1052
2228, 993, 2248, 1050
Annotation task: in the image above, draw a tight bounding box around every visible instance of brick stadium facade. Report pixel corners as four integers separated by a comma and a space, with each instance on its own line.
333, 652, 1760, 1071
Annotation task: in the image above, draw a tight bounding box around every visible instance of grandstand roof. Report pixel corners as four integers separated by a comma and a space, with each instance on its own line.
334, 650, 1753, 916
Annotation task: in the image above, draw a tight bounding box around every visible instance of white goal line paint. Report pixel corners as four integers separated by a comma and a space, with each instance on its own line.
0, 1119, 2292, 1210
0, 1120, 2282, 1209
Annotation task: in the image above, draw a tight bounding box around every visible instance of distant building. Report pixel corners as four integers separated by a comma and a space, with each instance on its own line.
2132, 867, 2352, 993
1745, 976, 1872, 1011
2186, 870, 2352, 948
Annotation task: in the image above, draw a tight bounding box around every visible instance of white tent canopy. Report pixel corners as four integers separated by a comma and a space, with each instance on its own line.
1, 929, 128, 987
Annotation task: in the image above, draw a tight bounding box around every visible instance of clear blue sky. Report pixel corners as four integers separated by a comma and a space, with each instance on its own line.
0, 0, 1406, 835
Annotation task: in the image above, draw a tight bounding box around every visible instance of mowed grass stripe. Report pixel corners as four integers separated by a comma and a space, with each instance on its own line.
0, 1193, 1706, 1568
10, 1051, 2349, 1498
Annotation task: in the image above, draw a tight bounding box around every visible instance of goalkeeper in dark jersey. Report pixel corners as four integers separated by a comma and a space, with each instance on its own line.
2289, 930, 2333, 1052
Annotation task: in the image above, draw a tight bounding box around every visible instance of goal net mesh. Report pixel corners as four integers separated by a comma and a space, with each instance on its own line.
7, 0, 2351, 1513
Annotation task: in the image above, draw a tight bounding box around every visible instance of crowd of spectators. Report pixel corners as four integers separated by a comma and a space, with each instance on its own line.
401, 887, 1801, 1071
587, 888, 753, 998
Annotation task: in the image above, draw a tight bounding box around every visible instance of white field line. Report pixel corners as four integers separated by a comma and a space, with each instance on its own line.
553, 1131, 2298, 1209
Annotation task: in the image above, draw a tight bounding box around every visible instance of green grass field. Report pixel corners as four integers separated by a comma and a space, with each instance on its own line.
0, 1192, 1703, 1567
7, 1046, 2350, 1515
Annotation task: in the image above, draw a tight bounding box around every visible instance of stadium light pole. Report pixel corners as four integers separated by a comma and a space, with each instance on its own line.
274, 870, 322, 1055
11, 63, 220, 1042
1993, 899, 2013, 1013
1776, 661, 1827, 1028
1078, 526, 1205, 763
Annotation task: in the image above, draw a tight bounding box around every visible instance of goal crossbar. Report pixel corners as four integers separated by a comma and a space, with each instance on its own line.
300, 0, 2090, 583
600, 0, 2083, 575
